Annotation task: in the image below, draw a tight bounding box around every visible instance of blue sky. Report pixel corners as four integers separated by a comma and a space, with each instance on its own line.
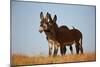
11, 1, 96, 56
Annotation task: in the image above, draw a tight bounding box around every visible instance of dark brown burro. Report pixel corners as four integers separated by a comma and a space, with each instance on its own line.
39, 12, 83, 56
46, 12, 83, 55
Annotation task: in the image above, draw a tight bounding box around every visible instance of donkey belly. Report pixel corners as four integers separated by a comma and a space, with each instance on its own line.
57, 31, 74, 46
64, 41, 74, 46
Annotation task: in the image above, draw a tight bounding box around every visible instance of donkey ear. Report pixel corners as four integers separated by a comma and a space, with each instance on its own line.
46, 12, 49, 20
53, 15, 57, 22
46, 12, 49, 17
47, 12, 52, 21
40, 12, 44, 20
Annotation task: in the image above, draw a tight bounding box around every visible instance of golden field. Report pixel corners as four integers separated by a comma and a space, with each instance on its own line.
11, 53, 96, 66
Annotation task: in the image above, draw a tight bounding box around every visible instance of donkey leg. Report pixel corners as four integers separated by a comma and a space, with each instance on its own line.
80, 36, 83, 54
53, 43, 59, 56
75, 41, 81, 54
49, 48, 52, 56
60, 45, 65, 56
53, 46, 57, 56
79, 45, 83, 54
70, 45, 73, 54
48, 41, 53, 56
54, 47, 58, 56
76, 41, 83, 54
63, 46, 67, 55
75, 44, 79, 54
76, 45, 79, 54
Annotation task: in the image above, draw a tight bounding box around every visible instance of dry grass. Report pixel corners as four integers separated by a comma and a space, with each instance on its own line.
11, 53, 96, 66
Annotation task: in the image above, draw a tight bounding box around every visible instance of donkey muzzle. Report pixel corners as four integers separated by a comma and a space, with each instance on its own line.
39, 27, 43, 33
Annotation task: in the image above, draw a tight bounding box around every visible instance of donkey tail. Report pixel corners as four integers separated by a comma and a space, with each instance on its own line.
80, 35, 83, 54
72, 26, 75, 29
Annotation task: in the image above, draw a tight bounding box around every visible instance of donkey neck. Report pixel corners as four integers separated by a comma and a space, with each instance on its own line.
44, 30, 56, 40
52, 23, 59, 37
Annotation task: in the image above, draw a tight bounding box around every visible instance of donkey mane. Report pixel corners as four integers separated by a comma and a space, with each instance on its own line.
59, 25, 70, 30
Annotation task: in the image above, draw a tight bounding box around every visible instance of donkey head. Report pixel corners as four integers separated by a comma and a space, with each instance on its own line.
46, 13, 58, 36
39, 12, 50, 33
47, 13, 57, 26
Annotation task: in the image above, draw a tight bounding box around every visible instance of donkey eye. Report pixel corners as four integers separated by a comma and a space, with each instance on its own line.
49, 22, 51, 25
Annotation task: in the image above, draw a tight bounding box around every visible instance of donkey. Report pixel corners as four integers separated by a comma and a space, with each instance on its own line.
47, 13, 83, 55
69, 27, 83, 54
59, 25, 73, 54
59, 26, 83, 55
39, 12, 60, 56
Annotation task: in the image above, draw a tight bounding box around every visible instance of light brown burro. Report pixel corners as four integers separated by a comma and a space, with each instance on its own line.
39, 12, 60, 56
